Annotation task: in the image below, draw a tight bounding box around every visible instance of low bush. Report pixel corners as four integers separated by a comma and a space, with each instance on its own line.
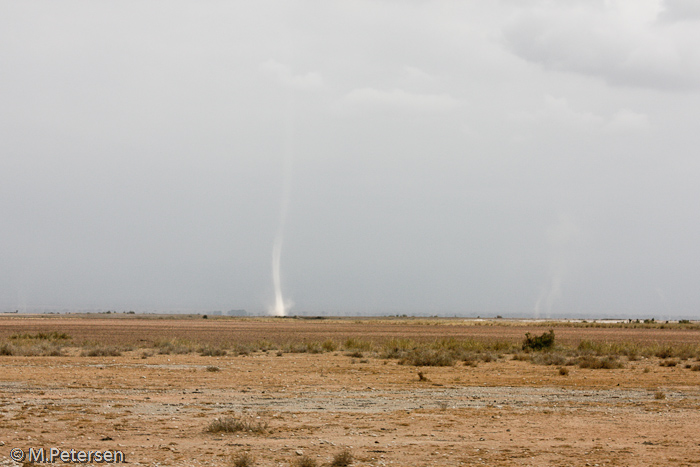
155, 338, 195, 355
81, 346, 121, 357
522, 330, 555, 351
530, 352, 567, 366
343, 338, 373, 352
283, 341, 327, 354
0, 343, 15, 355
400, 348, 454, 367
199, 346, 227, 357
380, 338, 415, 359
321, 339, 338, 352
577, 356, 624, 369
0, 341, 65, 356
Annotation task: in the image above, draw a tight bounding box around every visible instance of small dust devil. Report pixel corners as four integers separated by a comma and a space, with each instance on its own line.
271, 233, 288, 316
269, 98, 295, 317
270, 156, 292, 316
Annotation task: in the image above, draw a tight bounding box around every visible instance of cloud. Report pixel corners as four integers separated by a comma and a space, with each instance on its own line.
260, 59, 324, 90
502, 1, 700, 91
337, 87, 459, 114
658, 0, 700, 22
605, 109, 650, 132
511, 95, 649, 133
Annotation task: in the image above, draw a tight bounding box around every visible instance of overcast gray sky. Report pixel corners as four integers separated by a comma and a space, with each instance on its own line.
2, 0, 700, 318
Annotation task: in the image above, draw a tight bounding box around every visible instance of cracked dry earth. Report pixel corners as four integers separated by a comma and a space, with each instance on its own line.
1, 349, 700, 466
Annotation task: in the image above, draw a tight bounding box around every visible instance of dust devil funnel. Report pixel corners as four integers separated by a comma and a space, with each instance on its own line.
271, 234, 286, 316
270, 98, 294, 316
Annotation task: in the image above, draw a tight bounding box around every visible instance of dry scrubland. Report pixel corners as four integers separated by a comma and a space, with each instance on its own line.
1, 315, 700, 466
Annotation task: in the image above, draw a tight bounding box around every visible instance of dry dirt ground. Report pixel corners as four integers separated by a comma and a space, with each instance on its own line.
1, 316, 699, 466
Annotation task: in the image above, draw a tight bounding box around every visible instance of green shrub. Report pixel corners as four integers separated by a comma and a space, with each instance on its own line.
522, 330, 555, 351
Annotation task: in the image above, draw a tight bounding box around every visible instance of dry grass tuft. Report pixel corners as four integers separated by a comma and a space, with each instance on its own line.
206, 416, 268, 434
330, 449, 353, 467
343, 338, 373, 352
530, 352, 567, 366
81, 346, 121, 357
199, 346, 227, 357
10, 331, 71, 340
155, 338, 195, 355
400, 348, 455, 366
576, 356, 624, 369
232, 452, 255, 467
295, 455, 318, 467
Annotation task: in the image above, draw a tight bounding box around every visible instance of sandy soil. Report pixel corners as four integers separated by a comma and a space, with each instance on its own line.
1, 317, 699, 466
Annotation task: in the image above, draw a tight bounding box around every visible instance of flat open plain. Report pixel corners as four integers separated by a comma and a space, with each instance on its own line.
1, 315, 699, 466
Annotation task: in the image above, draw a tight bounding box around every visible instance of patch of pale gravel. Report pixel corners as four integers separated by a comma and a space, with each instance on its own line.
4, 382, 698, 420
216, 386, 700, 414
8, 384, 695, 415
